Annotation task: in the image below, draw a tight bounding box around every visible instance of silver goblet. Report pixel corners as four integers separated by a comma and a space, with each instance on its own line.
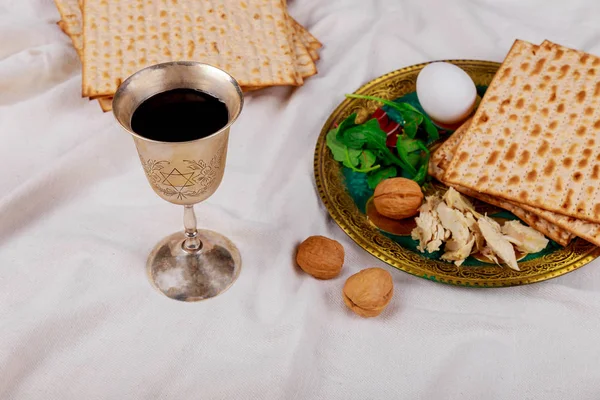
113, 62, 243, 302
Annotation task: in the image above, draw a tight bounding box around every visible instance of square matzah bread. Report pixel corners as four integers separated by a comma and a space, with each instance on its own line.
59, 0, 320, 68
55, 0, 320, 110
82, 0, 303, 97
430, 118, 574, 246
438, 111, 600, 246
445, 39, 600, 224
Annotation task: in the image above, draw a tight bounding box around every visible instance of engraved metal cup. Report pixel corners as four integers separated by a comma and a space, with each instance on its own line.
113, 62, 244, 302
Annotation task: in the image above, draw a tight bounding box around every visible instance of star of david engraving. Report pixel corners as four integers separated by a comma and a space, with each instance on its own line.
140, 144, 226, 200
160, 168, 196, 199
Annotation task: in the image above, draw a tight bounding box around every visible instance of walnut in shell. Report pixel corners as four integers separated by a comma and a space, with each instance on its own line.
296, 236, 345, 279
343, 267, 394, 317
373, 177, 423, 220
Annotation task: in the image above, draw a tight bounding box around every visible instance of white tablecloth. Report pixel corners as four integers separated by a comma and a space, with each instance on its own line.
3, 0, 600, 398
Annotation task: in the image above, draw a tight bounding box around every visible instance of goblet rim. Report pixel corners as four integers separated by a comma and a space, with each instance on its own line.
112, 61, 244, 145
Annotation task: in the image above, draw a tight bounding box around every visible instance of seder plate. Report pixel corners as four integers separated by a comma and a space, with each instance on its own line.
314, 60, 600, 287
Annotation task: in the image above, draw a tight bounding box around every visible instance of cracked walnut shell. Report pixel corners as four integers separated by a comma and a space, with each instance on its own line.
343, 268, 394, 317
373, 177, 423, 220
296, 236, 345, 279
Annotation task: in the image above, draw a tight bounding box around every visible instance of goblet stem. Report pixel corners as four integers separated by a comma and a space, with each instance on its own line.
183, 205, 202, 253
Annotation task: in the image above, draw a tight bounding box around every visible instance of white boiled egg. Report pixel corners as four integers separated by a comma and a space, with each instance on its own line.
416, 62, 477, 126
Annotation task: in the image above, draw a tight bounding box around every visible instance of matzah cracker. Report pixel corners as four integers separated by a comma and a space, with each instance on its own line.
445, 39, 539, 187
439, 108, 599, 246
54, 0, 84, 56
98, 96, 112, 112
288, 20, 317, 80
69, 0, 320, 64
55, 0, 321, 110
290, 17, 322, 60
62, 0, 319, 66
82, 0, 303, 97
429, 117, 473, 177
431, 118, 574, 246
446, 39, 600, 224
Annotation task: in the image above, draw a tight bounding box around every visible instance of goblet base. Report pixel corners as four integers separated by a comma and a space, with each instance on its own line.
146, 229, 241, 302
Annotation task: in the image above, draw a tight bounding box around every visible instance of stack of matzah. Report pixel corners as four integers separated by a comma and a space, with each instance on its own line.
53, 0, 322, 112
430, 39, 600, 247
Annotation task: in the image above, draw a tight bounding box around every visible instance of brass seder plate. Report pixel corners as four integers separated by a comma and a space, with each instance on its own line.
314, 60, 600, 287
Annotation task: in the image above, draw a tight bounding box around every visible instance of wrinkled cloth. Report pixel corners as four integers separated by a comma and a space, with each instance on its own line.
2, 0, 600, 399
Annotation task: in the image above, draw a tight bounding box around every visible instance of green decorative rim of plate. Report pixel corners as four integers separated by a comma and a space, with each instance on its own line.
314, 60, 600, 287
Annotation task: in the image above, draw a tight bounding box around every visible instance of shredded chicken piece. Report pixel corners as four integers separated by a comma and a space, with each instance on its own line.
464, 212, 477, 229
412, 206, 448, 253
435, 202, 475, 265
486, 215, 502, 231
428, 221, 449, 253
501, 220, 549, 253
441, 236, 476, 266
436, 202, 471, 245
420, 194, 443, 213
443, 187, 482, 218
410, 188, 548, 270
412, 211, 435, 252
470, 222, 486, 254
481, 246, 500, 265
477, 217, 519, 271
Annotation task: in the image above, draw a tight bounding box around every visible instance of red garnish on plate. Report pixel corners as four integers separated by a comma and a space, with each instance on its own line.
373, 108, 389, 128
381, 121, 400, 135
373, 108, 400, 148
386, 129, 400, 148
